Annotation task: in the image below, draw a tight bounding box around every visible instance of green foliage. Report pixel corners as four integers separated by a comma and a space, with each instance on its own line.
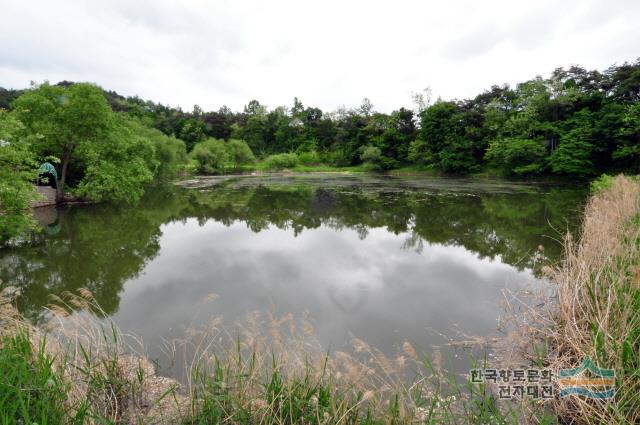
0, 331, 85, 424
419, 102, 477, 173
264, 153, 299, 170
0, 111, 38, 242
297, 150, 321, 165
549, 109, 596, 177
589, 174, 615, 194
407, 139, 432, 164
613, 103, 640, 171
226, 139, 255, 169
3, 58, 640, 193
74, 116, 157, 204
485, 137, 547, 176
359, 145, 397, 171
97, 59, 640, 176
11, 83, 118, 201
360, 145, 382, 168
152, 132, 188, 179
190, 138, 229, 174
179, 119, 206, 152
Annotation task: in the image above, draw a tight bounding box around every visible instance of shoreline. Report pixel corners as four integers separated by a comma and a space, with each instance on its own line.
3, 175, 635, 424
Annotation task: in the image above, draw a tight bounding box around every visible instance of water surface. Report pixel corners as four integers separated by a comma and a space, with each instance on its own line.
1, 174, 586, 372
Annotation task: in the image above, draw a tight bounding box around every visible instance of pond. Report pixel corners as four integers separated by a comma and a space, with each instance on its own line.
1, 174, 586, 375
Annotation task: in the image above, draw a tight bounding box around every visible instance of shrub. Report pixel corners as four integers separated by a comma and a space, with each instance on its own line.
297, 150, 321, 165
264, 153, 298, 170
484, 137, 547, 176
360, 145, 398, 171
190, 138, 228, 174
226, 139, 255, 169
590, 174, 615, 194
152, 134, 187, 179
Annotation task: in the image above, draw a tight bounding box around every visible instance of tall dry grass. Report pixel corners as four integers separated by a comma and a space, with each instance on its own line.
1, 285, 522, 424
0, 287, 190, 424
541, 175, 640, 424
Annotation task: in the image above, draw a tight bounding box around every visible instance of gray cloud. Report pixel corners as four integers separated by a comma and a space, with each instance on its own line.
1, 0, 639, 112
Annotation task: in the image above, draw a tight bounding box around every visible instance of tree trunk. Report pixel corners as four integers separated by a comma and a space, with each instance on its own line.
56, 147, 73, 203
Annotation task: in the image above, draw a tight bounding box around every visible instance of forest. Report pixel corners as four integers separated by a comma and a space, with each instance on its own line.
1, 59, 639, 242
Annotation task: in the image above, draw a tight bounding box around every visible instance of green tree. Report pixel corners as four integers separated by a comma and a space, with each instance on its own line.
179, 119, 206, 152
74, 116, 157, 203
360, 145, 383, 170
132, 121, 187, 179
613, 103, 640, 171
12, 83, 113, 202
226, 139, 255, 169
485, 137, 547, 175
419, 102, 476, 173
407, 139, 431, 164
264, 153, 298, 170
190, 138, 229, 174
0, 111, 38, 242
549, 109, 596, 177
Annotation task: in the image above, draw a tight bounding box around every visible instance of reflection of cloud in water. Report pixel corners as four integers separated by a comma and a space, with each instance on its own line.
113, 219, 538, 358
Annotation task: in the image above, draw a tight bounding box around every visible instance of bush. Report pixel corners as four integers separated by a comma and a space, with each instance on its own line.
590, 174, 615, 194
297, 150, 321, 165
226, 139, 255, 169
264, 153, 298, 170
152, 134, 187, 179
360, 145, 397, 171
190, 138, 228, 174
484, 137, 547, 176
360, 145, 382, 167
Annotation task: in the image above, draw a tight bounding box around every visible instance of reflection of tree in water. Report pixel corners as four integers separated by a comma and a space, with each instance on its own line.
1, 181, 586, 321
181, 183, 586, 272
0, 189, 187, 322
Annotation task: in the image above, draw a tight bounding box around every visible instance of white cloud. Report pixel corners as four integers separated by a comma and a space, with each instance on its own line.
1, 0, 638, 112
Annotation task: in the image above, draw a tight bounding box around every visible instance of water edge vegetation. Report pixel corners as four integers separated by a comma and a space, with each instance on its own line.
0, 175, 637, 424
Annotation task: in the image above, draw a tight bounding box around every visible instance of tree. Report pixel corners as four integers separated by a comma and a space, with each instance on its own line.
419, 101, 476, 173
244, 99, 267, 115
178, 119, 206, 151
0, 111, 38, 242
549, 109, 596, 177
485, 137, 547, 175
382, 108, 415, 161
12, 83, 113, 202
226, 139, 255, 169
190, 138, 228, 174
411, 87, 432, 115
613, 103, 640, 171
408, 139, 431, 164
74, 115, 157, 203
360, 145, 383, 170
359, 98, 374, 117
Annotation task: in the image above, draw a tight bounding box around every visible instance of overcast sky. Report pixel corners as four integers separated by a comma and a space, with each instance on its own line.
1, 0, 639, 113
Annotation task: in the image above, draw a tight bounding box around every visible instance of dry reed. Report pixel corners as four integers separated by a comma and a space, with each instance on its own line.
541, 175, 640, 424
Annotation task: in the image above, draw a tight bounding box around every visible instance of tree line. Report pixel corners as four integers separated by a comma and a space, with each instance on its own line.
88, 59, 640, 175
1, 59, 639, 242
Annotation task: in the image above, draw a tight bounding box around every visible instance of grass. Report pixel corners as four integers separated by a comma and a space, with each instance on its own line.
537, 174, 640, 424
251, 161, 367, 174
0, 331, 87, 424
0, 288, 545, 424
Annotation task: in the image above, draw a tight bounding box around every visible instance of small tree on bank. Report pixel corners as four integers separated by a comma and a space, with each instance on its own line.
226, 139, 255, 170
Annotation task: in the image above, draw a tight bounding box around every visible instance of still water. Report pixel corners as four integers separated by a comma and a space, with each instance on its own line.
1, 174, 586, 371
